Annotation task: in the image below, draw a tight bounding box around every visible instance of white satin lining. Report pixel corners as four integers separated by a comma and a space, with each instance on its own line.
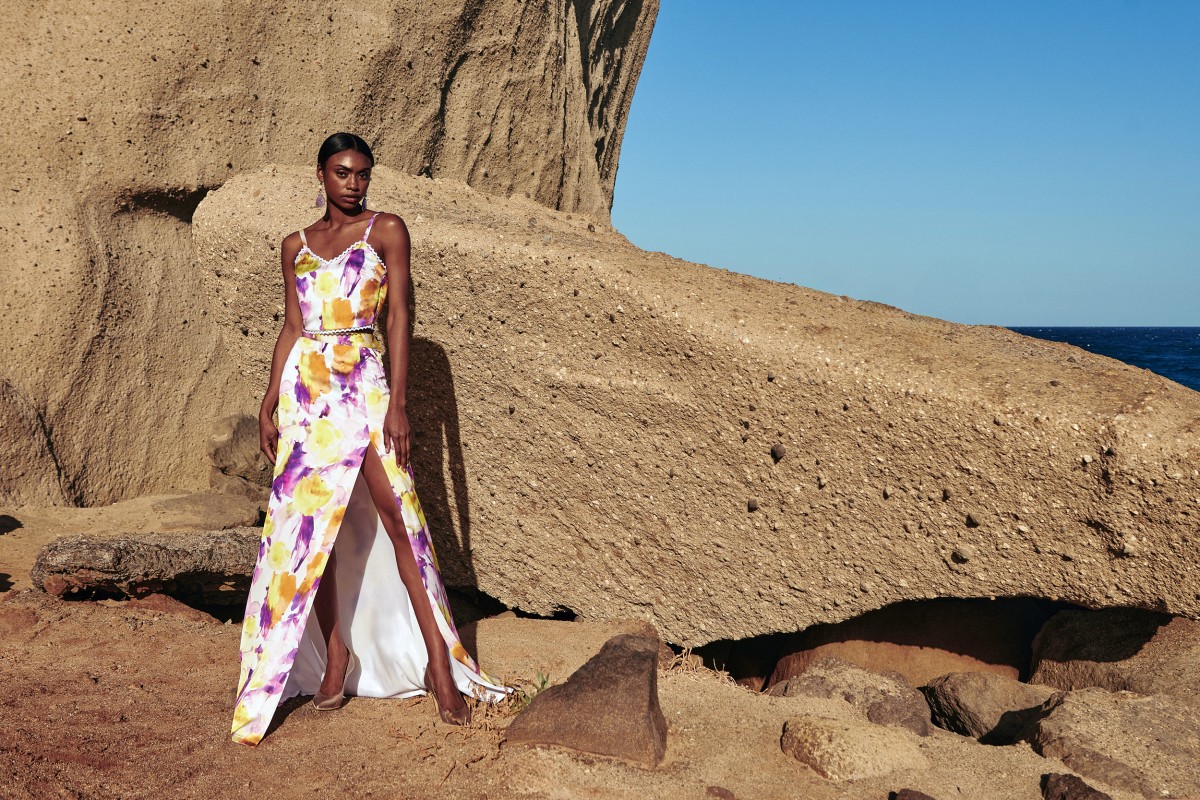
282, 469, 508, 702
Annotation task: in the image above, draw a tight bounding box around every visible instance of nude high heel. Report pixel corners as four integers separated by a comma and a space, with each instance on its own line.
424, 662, 472, 726
313, 651, 356, 711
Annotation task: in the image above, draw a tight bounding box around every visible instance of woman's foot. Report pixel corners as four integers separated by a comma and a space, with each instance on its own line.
424, 661, 471, 726
313, 648, 353, 711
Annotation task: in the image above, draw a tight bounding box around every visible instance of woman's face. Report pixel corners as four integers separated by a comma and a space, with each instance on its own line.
318, 149, 373, 211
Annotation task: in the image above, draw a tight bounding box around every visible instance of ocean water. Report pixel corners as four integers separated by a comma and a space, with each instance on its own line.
1009, 327, 1200, 393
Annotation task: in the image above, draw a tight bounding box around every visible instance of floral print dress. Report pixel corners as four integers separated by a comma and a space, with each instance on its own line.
231, 213, 508, 746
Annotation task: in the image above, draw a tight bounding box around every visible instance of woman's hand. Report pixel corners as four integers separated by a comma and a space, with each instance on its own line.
259, 413, 279, 465
384, 403, 411, 469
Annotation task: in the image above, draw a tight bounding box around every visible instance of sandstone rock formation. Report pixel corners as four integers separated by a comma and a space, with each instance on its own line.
1042, 773, 1114, 800
6, 0, 1200, 653
765, 598, 1055, 688
0, 0, 658, 506
187, 163, 1200, 646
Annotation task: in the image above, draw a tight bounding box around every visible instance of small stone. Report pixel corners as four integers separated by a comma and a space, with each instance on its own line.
747, 498, 759, 512
780, 715, 928, 781
1081, 454, 1093, 465
942, 488, 952, 501
892, 791, 940, 800
922, 671, 1055, 744
951, 546, 974, 564
770, 443, 787, 463
782, 657, 931, 737
1041, 773, 1112, 800
705, 787, 736, 800
965, 512, 981, 528
506, 633, 667, 766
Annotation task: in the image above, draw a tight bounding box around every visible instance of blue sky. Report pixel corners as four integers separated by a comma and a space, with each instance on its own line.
611, 1, 1200, 326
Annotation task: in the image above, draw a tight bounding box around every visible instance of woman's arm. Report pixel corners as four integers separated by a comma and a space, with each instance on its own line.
258, 232, 304, 464
373, 213, 413, 468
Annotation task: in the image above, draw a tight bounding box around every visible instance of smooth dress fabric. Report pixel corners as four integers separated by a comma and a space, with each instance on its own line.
231, 214, 508, 746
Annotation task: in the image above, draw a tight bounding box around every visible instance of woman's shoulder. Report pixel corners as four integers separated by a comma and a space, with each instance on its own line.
280, 229, 305, 253
367, 210, 404, 228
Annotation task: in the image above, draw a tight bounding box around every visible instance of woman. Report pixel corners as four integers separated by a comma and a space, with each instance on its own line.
231, 133, 508, 746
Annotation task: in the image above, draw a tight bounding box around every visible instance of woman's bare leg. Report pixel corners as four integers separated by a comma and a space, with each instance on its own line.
313, 548, 351, 695
358, 446, 468, 717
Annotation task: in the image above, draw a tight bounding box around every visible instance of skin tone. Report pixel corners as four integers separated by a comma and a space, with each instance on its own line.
258, 147, 470, 723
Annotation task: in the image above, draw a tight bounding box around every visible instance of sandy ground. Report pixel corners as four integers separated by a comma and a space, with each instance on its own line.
1, 582, 1142, 800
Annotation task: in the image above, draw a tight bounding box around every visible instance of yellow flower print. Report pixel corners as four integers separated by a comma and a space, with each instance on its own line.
299, 351, 331, 397
331, 344, 360, 375
366, 386, 387, 421
241, 612, 259, 641
356, 278, 381, 317
299, 549, 330, 595
272, 436, 294, 479
266, 570, 297, 625
324, 297, 356, 329
267, 539, 291, 572
293, 472, 333, 516
294, 251, 320, 275
277, 391, 299, 422
315, 270, 339, 299
306, 418, 342, 465
328, 504, 346, 531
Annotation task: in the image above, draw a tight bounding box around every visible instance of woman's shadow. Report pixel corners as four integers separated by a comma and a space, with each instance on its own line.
406, 337, 478, 594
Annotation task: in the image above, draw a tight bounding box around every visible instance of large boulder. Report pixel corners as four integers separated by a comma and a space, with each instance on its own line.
1022, 689, 1200, 799
185, 165, 1200, 646
1030, 608, 1200, 698
0, 0, 658, 507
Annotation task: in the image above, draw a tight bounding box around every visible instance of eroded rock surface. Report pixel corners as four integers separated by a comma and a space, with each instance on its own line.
188, 166, 1200, 645
1042, 773, 1114, 800
0, 0, 658, 506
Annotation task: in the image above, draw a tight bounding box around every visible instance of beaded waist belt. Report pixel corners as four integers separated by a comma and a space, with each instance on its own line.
302, 326, 374, 336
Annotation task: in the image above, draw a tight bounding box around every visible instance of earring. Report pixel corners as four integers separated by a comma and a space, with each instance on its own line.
314, 186, 326, 209
359, 192, 367, 211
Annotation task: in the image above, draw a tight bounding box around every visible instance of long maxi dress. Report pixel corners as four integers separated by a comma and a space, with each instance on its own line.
231, 213, 508, 746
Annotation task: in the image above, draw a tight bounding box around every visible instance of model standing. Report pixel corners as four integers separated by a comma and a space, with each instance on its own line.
231, 133, 508, 746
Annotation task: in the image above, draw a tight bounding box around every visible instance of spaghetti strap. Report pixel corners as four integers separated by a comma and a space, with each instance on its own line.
362, 212, 380, 244
298, 228, 308, 248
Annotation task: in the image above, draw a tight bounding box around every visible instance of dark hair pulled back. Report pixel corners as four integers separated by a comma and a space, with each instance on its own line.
317, 132, 375, 169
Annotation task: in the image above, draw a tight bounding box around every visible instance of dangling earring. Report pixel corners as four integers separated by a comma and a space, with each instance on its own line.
314, 186, 326, 209
359, 192, 367, 211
